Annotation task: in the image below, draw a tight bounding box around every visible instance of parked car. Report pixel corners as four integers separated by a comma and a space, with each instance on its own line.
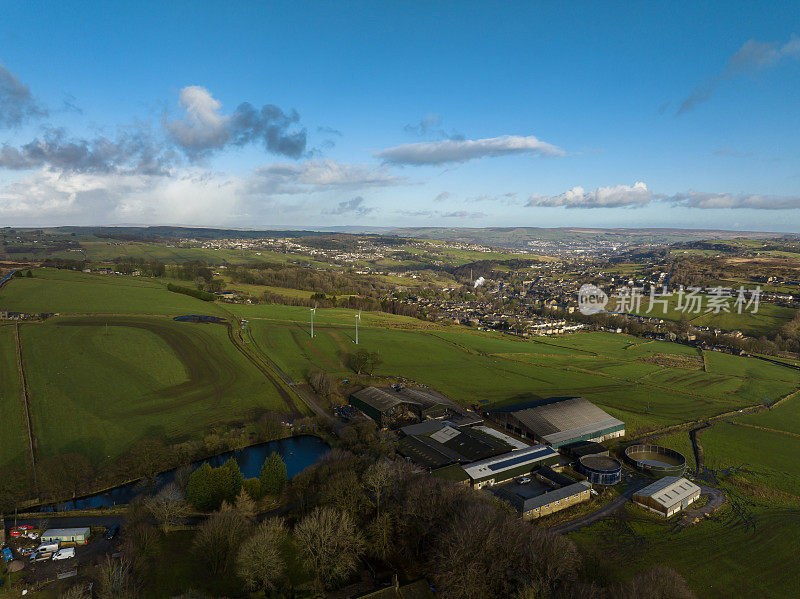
52, 548, 75, 561
35, 542, 59, 554
104, 525, 120, 540
517, 476, 532, 484
31, 551, 54, 562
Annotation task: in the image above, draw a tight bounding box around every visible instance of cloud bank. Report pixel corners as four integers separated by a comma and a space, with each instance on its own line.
528, 182, 652, 208
528, 182, 800, 210
376, 134, 564, 165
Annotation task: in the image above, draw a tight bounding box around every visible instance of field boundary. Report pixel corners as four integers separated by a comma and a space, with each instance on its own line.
14, 323, 37, 481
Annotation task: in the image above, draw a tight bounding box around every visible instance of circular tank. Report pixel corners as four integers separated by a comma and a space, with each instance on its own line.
577, 454, 622, 485
625, 444, 686, 477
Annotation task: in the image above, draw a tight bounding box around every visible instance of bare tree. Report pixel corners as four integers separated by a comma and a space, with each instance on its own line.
58, 585, 89, 599
294, 506, 365, 591
236, 518, 288, 593
363, 460, 391, 515
193, 508, 248, 575
233, 487, 257, 524
145, 482, 190, 533
95, 556, 138, 599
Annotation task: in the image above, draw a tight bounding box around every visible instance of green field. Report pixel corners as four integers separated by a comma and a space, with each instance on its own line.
734, 393, 800, 435
17, 316, 289, 466
624, 290, 795, 336
226, 305, 798, 434
571, 502, 800, 598
572, 411, 800, 598
0, 325, 28, 470
0, 268, 228, 316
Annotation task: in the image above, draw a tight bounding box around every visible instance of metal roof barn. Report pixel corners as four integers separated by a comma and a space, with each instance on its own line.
488, 397, 625, 448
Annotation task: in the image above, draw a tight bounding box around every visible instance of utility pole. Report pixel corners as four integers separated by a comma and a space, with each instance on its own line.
355, 310, 360, 344
310, 308, 315, 338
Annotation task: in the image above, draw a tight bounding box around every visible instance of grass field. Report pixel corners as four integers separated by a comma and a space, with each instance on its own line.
624, 291, 795, 336
700, 421, 800, 497
0, 268, 226, 316
18, 316, 289, 466
227, 305, 798, 434
572, 408, 800, 598
571, 501, 800, 598
0, 325, 28, 470
734, 393, 800, 435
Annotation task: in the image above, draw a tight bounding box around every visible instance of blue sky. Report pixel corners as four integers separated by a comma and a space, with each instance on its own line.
1, 1, 799, 231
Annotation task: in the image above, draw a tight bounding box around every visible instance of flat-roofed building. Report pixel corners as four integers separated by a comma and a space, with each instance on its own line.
487, 397, 625, 448
633, 476, 701, 518
41, 527, 91, 545
462, 445, 559, 489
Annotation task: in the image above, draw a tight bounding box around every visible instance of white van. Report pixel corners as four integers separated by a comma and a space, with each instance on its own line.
35, 542, 59, 553
52, 547, 75, 561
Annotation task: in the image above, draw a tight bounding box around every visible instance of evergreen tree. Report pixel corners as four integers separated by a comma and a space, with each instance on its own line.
260, 451, 288, 495
186, 463, 215, 511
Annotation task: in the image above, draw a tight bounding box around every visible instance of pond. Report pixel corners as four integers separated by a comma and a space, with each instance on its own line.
38, 435, 330, 512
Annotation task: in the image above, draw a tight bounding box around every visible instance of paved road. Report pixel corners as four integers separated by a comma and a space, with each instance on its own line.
550, 477, 650, 535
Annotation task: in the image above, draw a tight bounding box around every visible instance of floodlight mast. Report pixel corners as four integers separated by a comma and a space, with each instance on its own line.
355, 310, 361, 344
310, 307, 315, 338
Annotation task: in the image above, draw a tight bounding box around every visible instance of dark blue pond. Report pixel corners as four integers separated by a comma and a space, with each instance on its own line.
39, 435, 329, 512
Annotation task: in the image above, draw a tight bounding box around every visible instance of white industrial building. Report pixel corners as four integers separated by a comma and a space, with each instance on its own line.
632, 477, 701, 518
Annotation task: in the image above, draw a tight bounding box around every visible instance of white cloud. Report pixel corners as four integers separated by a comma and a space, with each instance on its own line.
165, 86, 230, 153
528, 182, 653, 208
375, 134, 564, 166
666, 191, 800, 210
164, 85, 307, 158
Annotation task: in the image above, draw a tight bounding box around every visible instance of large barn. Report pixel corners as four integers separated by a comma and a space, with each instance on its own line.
487, 397, 625, 448
350, 386, 481, 429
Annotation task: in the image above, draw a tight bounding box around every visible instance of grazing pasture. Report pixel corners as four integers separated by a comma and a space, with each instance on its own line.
0, 325, 28, 470
18, 316, 289, 466
234, 305, 796, 434
0, 268, 226, 316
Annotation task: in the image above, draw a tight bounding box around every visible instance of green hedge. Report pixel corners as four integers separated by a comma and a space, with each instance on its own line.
166, 283, 216, 302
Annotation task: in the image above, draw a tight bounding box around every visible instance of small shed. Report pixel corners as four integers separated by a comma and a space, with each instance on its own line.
41, 527, 91, 545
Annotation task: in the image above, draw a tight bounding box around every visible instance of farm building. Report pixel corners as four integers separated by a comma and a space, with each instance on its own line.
430, 463, 471, 485
351, 386, 481, 428
462, 445, 559, 489
41, 527, 91, 545
486, 397, 625, 448
633, 476, 701, 517
397, 423, 512, 469
496, 480, 591, 519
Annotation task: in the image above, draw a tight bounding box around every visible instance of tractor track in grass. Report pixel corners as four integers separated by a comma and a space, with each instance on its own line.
14, 323, 37, 481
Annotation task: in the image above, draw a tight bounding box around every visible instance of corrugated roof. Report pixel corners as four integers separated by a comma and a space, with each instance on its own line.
634, 477, 701, 509
501, 397, 624, 445
351, 387, 453, 414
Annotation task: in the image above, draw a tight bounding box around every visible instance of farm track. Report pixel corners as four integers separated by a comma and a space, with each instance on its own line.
221, 320, 304, 418
13, 323, 37, 481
